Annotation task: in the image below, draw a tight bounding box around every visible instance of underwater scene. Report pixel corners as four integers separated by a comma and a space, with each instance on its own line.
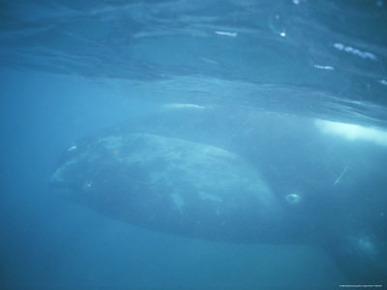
1, 0, 387, 289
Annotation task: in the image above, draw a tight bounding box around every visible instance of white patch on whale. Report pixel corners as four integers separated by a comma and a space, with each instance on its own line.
285, 193, 302, 205
67, 145, 77, 152
315, 119, 387, 147
163, 103, 206, 110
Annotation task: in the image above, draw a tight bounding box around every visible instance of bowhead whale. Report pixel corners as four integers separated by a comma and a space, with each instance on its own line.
51, 105, 387, 284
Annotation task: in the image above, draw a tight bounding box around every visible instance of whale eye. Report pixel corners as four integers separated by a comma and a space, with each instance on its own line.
285, 193, 302, 205
83, 181, 93, 191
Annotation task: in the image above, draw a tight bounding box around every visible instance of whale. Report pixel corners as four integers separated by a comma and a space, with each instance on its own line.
51, 104, 387, 284
52, 133, 286, 242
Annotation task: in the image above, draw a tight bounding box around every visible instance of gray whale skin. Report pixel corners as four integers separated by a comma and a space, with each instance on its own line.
51, 108, 387, 284
52, 133, 284, 242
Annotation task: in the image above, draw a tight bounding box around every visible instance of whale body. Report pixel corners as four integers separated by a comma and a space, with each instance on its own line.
52, 133, 289, 242
51, 106, 387, 283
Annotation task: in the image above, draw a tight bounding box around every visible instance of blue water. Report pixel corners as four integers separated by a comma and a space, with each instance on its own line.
1, 1, 386, 289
